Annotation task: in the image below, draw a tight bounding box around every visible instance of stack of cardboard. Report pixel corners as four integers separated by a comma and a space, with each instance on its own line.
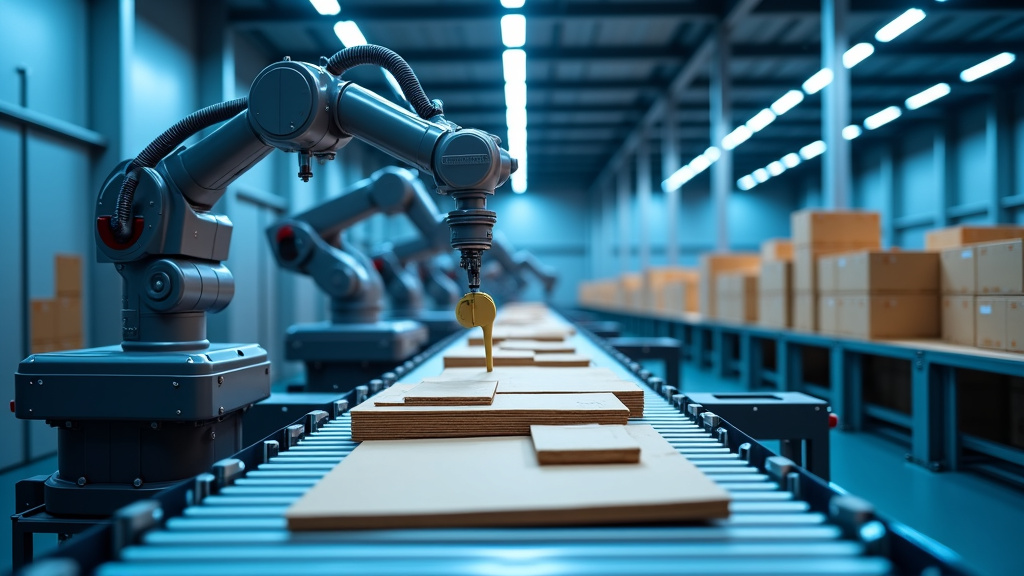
974, 239, 1024, 352
791, 210, 881, 331
926, 225, 1024, 251
817, 251, 939, 339
758, 239, 793, 328
578, 280, 618, 308
714, 272, 758, 323
644, 267, 699, 315
30, 254, 84, 353
617, 274, 643, 310
698, 254, 760, 319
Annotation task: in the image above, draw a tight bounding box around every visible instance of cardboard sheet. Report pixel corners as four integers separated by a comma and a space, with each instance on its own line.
443, 347, 534, 368
374, 380, 498, 406
531, 424, 640, 464
533, 353, 592, 367
287, 424, 730, 530
498, 340, 576, 353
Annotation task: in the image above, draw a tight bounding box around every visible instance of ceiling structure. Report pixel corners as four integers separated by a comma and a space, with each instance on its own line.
227, 0, 1024, 195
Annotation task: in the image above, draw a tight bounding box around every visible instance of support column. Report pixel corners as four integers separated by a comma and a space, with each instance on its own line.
636, 133, 651, 273
662, 98, 680, 265
822, 0, 851, 209
617, 164, 631, 273
709, 24, 731, 252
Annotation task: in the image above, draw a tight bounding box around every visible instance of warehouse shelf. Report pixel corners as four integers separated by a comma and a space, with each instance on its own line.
579, 305, 1024, 484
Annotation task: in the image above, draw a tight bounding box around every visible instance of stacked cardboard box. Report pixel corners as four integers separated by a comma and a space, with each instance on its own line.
577, 280, 618, 308
30, 254, 84, 353
698, 254, 760, 319
758, 239, 793, 328
714, 272, 758, 323
644, 268, 699, 314
617, 274, 643, 311
974, 239, 1024, 352
791, 210, 881, 331
817, 251, 939, 339
926, 225, 1024, 251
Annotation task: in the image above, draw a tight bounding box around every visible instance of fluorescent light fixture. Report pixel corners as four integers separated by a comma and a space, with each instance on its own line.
662, 165, 695, 192
721, 125, 753, 150
745, 108, 777, 133
863, 106, 902, 130
501, 14, 526, 48
500, 0, 525, 7
504, 81, 527, 109
309, 0, 340, 16
502, 49, 527, 82
905, 83, 951, 110
799, 140, 826, 160
506, 107, 528, 129
737, 175, 757, 191
843, 42, 875, 69
511, 170, 527, 193
334, 21, 367, 47
752, 168, 770, 183
689, 155, 711, 174
960, 52, 1016, 82
802, 68, 833, 94
781, 153, 801, 168
770, 90, 804, 115
766, 161, 785, 177
842, 124, 863, 140
875, 8, 926, 43
703, 146, 721, 163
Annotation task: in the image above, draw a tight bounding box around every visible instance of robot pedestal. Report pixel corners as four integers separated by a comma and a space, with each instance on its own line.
285, 320, 428, 392
15, 343, 270, 517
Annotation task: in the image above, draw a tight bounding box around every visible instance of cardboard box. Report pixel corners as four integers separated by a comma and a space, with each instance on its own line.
975, 297, 1008, 350
759, 260, 791, 294
840, 294, 939, 339
791, 210, 881, 246
56, 254, 83, 297
758, 292, 791, 328
760, 239, 793, 262
617, 274, 643, 309
941, 295, 976, 346
662, 281, 699, 313
1008, 297, 1024, 353
794, 245, 865, 292
976, 239, 1024, 295
714, 273, 758, 323
817, 255, 840, 294
940, 246, 976, 294
56, 297, 83, 340
698, 253, 760, 317
925, 226, 1024, 251
792, 291, 817, 332
835, 251, 939, 294
644, 268, 698, 312
818, 295, 841, 335
30, 299, 56, 344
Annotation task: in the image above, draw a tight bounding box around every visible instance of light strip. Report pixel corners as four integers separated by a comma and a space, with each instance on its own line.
500, 0, 525, 7
309, 0, 340, 16
334, 21, 367, 47
745, 109, 776, 133
843, 42, 875, 69
799, 140, 826, 160
802, 68, 834, 95
502, 49, 526, 82
960, 52, 1016, 82
766, 161, 785, 177
721, 125, 752, 150
905, 83, 951, 110
770, 90, 804, 115
752, 168, 769, 183
737, 175, 757, 191
781, 153, 801, 168
842, 125, 863, 140
875, 8, 926, 43
863, 106, 902, 130
501, 14, 526, 48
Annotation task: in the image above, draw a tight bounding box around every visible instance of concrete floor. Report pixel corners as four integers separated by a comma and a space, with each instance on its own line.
3, 364, 1024, 575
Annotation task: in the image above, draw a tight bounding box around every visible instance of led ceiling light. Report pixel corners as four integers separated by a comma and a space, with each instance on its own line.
722, 125, 753, 150
752, 168, 770, 183
842, 125, 863, 140
766, 161, 785, 177
843, 42, 875, 69
745, 109, 777, 133
504, 81, 527, 109
662, 165, 695, 192
500, 0, 525, 7
875, 8, 926, 43
334, 21, 367, 46
502, 49, 527, 82
802, 68, 834, 95
799, 140, 826, 160
781, 153, 801, 168
770, 90, 804, 115
703, 146, 721, 163
960, 53, 1016, 82
501, 14, 526, 48
737, 175, 757, 191
905, 83, 950, 110
863, 106, 902, 130
309, 0, 340, 16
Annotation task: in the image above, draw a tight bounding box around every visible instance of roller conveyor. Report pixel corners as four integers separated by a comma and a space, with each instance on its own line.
26, 321, 973, 576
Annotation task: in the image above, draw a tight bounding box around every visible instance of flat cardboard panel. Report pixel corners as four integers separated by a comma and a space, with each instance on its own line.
818, 296, 840, 335
834, 251, 938, 294
791, 210, 881, 246
840, 295, 939, 339
976, 239, 1024, 295
760, 239, 793, 261
792, 291, 817, 332
940, 247, 976, 294
925, 226, 1024, 251
757, 293, 790, 328
698, 253, 760, 317
759, 260, 791, 294
286, 424, 731, 530
499, 340, 575, 353
55, 253, 82, 297
533, 353, 592, 367
1008, 297, 1024, 353
443, 347, 535, 368
30, 299, 56, 344
376, 380, 499, 406
530, 424, 641, 464
56, 296, 82, 340
941, 296, 976, 346
975, 297, 1007, 350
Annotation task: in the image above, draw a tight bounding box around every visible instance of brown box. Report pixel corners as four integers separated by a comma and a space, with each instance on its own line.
941, 295, 976, 346
792, 291, 817, 332
758, 292, 791, 328
760, 239, 793, 262
56, 297, 83, 340
835, 251, 939, 294
818, 295, 841, 335
645, 268, 698, 312
794, 245, 869, 292
925, 226, 1024, 251
975, 297, 1008, 350
1009, 297, 1024, 353
791, 210, 881, 246
714, 273, 758, 323
55, 254, 83, 297
663, 281, 699, 314
30, 299, 57, 344
976, 239, 1024, 295
698, 253, 760, 317
940, 246, 976, 294
617, 274, 643, 310
759, 260, 791, 294
817, 255, 840, 294
840, 294, 939, 339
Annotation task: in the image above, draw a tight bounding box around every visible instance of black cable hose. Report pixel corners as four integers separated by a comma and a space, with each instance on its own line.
325, 45, 441, 120
110, 97, 249, 242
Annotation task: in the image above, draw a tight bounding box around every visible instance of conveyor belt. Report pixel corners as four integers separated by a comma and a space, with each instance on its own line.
90, 386, 894, 576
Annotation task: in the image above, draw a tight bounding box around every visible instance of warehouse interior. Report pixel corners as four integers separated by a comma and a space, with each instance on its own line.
2, 0, 1024, 574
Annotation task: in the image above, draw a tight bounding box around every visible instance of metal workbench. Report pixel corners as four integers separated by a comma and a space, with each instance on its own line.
22, 319, 973, 575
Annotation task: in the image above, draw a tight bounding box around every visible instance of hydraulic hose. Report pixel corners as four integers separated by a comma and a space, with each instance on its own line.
110, 98, 249, 243
324, 45, 442, 120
